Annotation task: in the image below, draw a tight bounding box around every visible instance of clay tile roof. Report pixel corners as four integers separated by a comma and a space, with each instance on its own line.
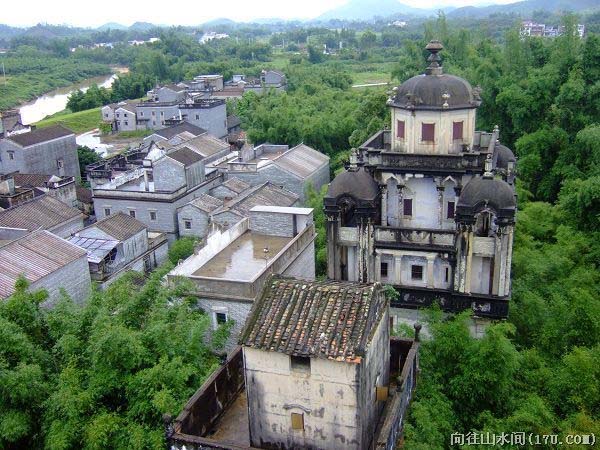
153, 123, 207, 139
0, 230, 87, 299
240, 277, 386, 362
0, 195, 82, 232
166, 147, 204, 166
75, 186, 92, 204
11, 173, 53, 187
221, 182, 298, 217
273, 144, 329, 179
222, 177, 250, 194
189, 193, 223, 213
93, 212, 146, 241
6, 125, 74, 147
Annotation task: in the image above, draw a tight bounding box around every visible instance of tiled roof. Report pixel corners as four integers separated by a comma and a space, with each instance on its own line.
93, 212, 146, 241
0, 195, 82, 232
179, 134, 229, 158
162, 83, 186, 92
11, 173, 52, 187
220, 182, 298, 217
227, 114, 241, 129
240, 277, 386, 362
152, 123, 207, 139
189, 193, 223, 213
273, 144, 329, 179
0, 230, 87, 299
6, 125, 74, 147
222, 177, 250, 194
167, 147, 204, 166
115, 102, 137, 114
75, 186, 92, 204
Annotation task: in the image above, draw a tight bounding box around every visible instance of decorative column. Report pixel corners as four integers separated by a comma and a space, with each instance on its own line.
426, 254, 436, 288
375, 253, 381, 282
492, 229, 503, 296
381, 185, 388, 226
394, 253, 403, 285
464, 231, 474, 294
327, 214, 340, 280
436, 183, 445, 227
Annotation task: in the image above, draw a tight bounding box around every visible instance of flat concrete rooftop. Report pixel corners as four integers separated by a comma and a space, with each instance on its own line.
206, 391, 250, 447
193, 231, 291, 280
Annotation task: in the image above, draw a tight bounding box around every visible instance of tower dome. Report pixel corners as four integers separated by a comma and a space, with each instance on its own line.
325, 167, 379, 202
388, 40, 481, 111
456, 175, 516, 223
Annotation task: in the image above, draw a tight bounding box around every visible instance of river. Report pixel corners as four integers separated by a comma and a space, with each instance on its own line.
18, 69, 126, 125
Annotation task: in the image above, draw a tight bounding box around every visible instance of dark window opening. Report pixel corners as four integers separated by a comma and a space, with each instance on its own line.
129, 210, 136, 218
422, 123, 435, 142
445, 267, 450, 283
396, 120, 405, 139
339, 198, 356, 227
380, 262, 389, 278
104, 208, 111, 216
411, 265, 423, 280
453, 121, 464, 140
215, 312, 227, 324
447, 201, 455, 219
184, 220, 192, 230
475, 212, 492, 236
291, 355, 311, 372
149, 211, 157, 221
403, 198, 413, 217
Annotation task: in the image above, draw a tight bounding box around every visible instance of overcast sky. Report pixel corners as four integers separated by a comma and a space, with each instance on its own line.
4, 0, 519, 28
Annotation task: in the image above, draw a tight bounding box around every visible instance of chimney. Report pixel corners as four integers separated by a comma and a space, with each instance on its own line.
143, 168, 150, 191
0, 177, 15, 195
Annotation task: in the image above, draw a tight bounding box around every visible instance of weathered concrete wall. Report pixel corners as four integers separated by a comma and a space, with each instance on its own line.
244, 347, 362, 450
136, 105, 180, 129
33, 255, 92, 307
50, 216, 84, 239
196, 297, 252, 349
232, 165, 304, 201
114, 108, 137, 131
281, 240, 315, 280
185, 161, 205, 188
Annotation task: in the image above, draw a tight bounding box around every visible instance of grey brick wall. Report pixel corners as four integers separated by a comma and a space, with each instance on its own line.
0, 135, 80, 178
153, 158, 186, 192
184, 103, 227, 138
50, 217, 84, 238
249, 211, 295, 237
33, 255, 92, 307
282, 240, 316, 280
196, 297, 253, 350
177, 205, 211, 238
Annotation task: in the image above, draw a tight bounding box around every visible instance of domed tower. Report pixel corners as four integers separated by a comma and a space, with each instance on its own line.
454, 159, 516, 307
324, 151, 380, 282
387, 41, 481, 155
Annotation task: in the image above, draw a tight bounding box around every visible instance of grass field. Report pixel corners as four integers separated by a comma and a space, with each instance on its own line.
35, 108, 101, 134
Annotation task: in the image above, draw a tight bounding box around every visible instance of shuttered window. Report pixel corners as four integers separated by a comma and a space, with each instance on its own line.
403, 198, 413, 216
422, 123, 435, 142
453, 121, 464, 140
291, 413, 304, 430
396, 120, 405, 139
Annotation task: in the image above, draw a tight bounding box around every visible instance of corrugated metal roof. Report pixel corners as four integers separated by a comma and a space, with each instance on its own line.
93, 212, 146, 241
67, 235, 119, 264
0, 230, 87, 299
0, 195, 82, 232
240, 277, 386, 362
273, 144, 329, 179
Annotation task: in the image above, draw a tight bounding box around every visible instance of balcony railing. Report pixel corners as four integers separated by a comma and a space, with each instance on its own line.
375, 226, 455, 249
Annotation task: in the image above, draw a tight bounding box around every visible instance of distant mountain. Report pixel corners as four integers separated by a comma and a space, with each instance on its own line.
97, 22, 128, 31
129, 22, 157, 31
448, 0, 600, 19
201, 18, 237, 27
316, 0, 446, 21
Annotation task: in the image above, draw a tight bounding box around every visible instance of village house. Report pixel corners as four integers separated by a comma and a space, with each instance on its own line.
177, 181, 299, 239
0, 230, 92, 306
0, 125, 80, 178
167, 277, 420, 450
209, 177, 250, 201
91, 146, 223, 242
142, 122, 207, 146
225, 143, 330, 202
0, 194, 84, 239
67, 212, 168, 289
10, 172, 77, 207
101, 101, 139, 132
0, 175, 35, 209
167, 206, 316, 349
324, 41, 517, 335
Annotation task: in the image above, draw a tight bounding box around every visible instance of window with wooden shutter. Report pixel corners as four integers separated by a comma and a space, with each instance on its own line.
403, 198, 413, 217
453, 121, 464, 140
396, 120, 405, 139
422, 123, 435, 142
376, 386, 389, 402
291, 413, 304, 430
447, 201, 455, 219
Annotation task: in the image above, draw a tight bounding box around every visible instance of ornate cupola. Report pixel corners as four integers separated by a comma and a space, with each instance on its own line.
387, 40, 482, 155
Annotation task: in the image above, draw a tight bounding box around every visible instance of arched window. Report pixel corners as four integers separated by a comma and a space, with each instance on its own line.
338, 197, 357, 227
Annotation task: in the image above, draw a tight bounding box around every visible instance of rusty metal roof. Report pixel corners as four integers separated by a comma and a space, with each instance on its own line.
0, 195, 82, 232
0, 230, 87, 299
240, 277, 386, 362
93, 212, 146, 241
273, 144, 329, 179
